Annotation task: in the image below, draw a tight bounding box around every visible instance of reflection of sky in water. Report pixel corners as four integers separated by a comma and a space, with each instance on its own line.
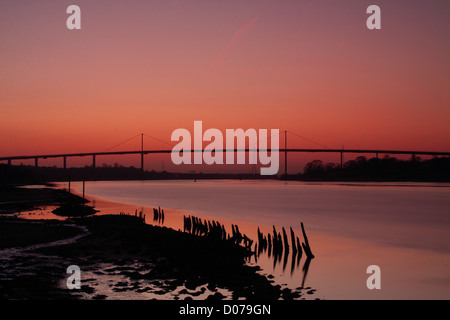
67, 262, 234, 300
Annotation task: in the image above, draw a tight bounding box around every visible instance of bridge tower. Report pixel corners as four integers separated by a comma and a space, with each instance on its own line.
141, 133, 144, 172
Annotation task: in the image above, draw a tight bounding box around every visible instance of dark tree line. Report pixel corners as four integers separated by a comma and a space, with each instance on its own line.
0, 164, 266, 185
299, 156, 450, 182
2, 155, 449, 185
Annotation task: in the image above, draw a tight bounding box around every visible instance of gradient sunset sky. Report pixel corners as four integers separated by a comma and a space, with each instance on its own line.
1, 0, 449, 172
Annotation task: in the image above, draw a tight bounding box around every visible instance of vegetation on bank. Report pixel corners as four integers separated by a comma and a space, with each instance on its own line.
295, 155, 450, 182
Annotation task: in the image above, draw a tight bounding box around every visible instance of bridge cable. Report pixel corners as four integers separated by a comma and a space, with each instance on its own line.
104, 134, 142, 151
286, 131, 330, 149
142, 133, 174, 148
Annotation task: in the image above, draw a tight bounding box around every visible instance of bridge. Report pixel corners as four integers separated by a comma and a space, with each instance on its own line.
1, 132, 449, 175
2, 149, 449, 175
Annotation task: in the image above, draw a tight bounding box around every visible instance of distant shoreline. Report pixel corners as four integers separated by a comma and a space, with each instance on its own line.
2, 154, 450, 186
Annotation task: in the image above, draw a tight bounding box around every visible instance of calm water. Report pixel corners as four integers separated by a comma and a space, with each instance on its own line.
64, 179, 450, 299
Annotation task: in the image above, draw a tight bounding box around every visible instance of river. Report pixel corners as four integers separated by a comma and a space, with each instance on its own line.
44, 179, 450, 299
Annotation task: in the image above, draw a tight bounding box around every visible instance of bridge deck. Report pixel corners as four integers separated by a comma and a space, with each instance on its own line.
1, 148, 450, 161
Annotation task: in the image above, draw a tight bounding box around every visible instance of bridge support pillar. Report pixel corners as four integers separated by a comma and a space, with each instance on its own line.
92, 155, 96, 168
63, 156, 67, 170
340, 152, 343, 169
8, 159, 11, 166
284, 130, 287, 177
35, 157, 38, 167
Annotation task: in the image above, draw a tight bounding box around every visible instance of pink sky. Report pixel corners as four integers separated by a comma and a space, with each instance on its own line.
1, 0, 449, 172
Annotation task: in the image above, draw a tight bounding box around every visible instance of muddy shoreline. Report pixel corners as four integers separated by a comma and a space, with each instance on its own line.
0, 187, 307, 300
0, 185, 86, 215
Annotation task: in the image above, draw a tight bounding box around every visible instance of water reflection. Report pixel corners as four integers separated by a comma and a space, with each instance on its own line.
254, 223, 314, 289
182, 214, 315, 292
153, 207, 165, 225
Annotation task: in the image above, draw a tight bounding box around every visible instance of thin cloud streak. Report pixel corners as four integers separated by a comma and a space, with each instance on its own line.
208, 14, 260, 73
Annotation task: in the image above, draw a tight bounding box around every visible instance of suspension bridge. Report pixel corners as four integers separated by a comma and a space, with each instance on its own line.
1, 132, 449, 175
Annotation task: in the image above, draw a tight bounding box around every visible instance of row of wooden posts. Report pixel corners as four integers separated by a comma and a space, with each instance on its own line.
119, 207, 165, 225
118, 208, 314, 283
183, 214, 314, 260
254, 222, 315, 278
118, 209, 314, 263
183, 215, 254, 250
153, 207, 165, 224
256, 222, 314, 260
119, 208, 313, 281
119, 209, 146, 222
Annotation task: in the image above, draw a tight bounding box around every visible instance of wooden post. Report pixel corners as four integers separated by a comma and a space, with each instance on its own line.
282, 227, 289, 253
290, 227, 297, 254
300, 222, 314, 259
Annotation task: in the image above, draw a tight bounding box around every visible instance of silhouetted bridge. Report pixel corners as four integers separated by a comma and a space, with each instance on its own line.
1, 148, 449, 175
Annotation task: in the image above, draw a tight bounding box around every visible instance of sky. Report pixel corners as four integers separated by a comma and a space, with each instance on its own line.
1, 0, 449, 172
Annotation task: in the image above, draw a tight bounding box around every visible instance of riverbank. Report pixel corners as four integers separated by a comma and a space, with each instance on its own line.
0, 186, 304, 300
0, 185, 86, 215
0, 214, 297, 300
0, 218, 83, 249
